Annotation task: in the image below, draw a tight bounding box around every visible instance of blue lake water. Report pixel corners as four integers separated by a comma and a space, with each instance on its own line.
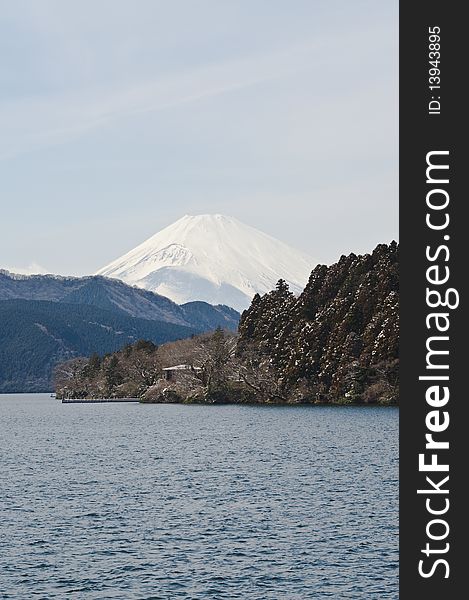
0, 394, 398, 599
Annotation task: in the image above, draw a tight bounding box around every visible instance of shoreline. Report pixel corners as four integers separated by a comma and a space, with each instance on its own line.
58, 397, 398, 407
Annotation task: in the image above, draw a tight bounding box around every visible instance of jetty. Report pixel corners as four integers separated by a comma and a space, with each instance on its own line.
61, 398, 140, 404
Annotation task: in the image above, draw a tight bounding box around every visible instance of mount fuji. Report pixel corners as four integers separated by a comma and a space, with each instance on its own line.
96, 214, 314, 311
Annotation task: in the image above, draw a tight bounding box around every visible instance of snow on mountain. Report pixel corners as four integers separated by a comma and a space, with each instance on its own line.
96, 214, 315, 311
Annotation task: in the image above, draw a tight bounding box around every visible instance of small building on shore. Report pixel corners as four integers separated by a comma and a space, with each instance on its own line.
162, 364, 202, 382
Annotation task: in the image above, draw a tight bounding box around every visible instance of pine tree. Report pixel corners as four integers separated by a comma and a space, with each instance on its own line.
104, 355, 122, 396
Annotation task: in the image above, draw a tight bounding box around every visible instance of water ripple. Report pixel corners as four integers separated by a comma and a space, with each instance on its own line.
0, 395, 398, 599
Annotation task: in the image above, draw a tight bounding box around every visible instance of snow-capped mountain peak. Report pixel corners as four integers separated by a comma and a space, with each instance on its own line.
96, 214, 314, 311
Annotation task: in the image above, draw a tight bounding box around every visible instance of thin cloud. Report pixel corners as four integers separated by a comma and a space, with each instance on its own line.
3, 262, 50, 275
0, 41, 319, 161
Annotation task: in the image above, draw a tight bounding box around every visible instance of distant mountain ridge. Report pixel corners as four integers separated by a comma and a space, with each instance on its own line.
0, 270, 239, 330
0, 300, 198, 393
0, 270, 239, 392
96, 214, 314, 311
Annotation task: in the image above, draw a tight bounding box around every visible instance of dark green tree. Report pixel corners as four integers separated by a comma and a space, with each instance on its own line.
104, 355, 122, 396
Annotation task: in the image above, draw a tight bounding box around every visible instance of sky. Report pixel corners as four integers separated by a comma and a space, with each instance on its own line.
0, 0, 398, 276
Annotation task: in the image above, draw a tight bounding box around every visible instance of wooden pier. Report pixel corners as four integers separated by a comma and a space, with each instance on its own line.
61, 397, 140, 404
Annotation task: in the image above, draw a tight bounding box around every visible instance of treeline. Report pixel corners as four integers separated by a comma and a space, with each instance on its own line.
55, 332, 240, 403
56, 242, 399, 404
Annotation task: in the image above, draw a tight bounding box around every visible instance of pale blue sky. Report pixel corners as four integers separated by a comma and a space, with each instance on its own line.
1, 0, 398, 275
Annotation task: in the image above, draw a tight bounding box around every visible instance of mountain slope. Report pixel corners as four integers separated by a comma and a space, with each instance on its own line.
0, 270, 239, 331
0, 271, 239, 392
180, 301, 240, 333
238, 242, 399, 403
96, 214, 314, 311
0, 299, 198, 393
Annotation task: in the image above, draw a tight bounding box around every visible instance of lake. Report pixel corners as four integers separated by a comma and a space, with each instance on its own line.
0, 394, 398, 599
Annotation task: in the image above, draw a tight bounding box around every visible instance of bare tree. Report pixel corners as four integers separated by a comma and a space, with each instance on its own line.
237, 346, 288, 402
54, 357, 89, 399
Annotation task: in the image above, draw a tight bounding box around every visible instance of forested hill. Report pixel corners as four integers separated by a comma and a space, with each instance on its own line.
0, 270, 239, 330
238, 242, 399, 403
